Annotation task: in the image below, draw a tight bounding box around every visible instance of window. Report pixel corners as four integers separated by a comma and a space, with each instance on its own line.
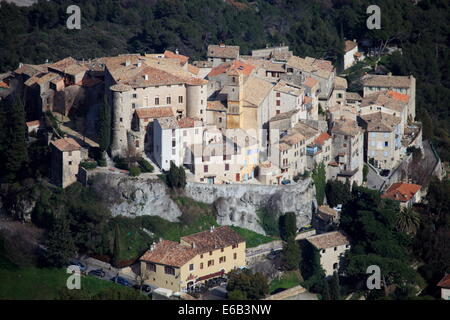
232, 244, 238, 249
209, 251, 213, 256
333, 263, 338, 270
120, 118, 123, 122
219, 256, 226, 263
334, 247, 337, 251
221, 248, 224, 252
384, 141, 388, 147
276, 92, 280, 97
183, 130, 187, 137
321, 249, 326, 253
204, 165, 208, 173
189, 264, 194, 271
132, 103, 136, 108
68, 151, 72, 156
200, 263, 203, 269
148, 263, 156, 272
233, 253, 237, 260
155, 97, 159, 105
178, 96, 183, 103
200, 109, 203, 114
201, 100, 203, 105
166, 97, 171, 104
276, 110, 280, 114
225, 164, 229, 171
208, 260, 214, 267
219, 117, 222, 123
164, 266, 175, 275
133, 94, 137, 99
200, 254, 203, 259
68, 161, 72, 165
276, 100, 280, 106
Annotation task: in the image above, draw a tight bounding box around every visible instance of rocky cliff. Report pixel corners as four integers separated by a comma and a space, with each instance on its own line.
89, 172, 317, 235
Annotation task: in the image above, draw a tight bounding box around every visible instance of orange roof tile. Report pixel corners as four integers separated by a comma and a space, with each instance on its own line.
208, 60, 254, 77
303, 77, 318, 88
51, 138, 81, 152
382, 182, 421, 202
437, 274, 450, 288
164, 50, 189, 65
314, 132, 331, 145
135, 107, 174, 119
387, 90, 410, 103
188, 64, 200, 75
181, 226, 245, 254
140, 240, 197, 267
307, 231, 350, 249
177, 117, 202, 128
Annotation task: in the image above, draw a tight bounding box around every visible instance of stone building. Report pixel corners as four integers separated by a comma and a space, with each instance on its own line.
139, 226, 246, 292
50, 137, 82, 188
207, 44, 240, 67
306, 231, 351, 276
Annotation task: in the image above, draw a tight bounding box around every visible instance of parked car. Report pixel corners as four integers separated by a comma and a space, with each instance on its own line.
111, 276, 133, 287
69, 260, 87, 272
134, 284, 152, 293
380, 169, 390, 177
281, 179, 291, 185
88, 269, 105, 278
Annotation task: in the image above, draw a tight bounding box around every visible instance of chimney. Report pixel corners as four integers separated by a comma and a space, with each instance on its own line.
219, 43, 225, 48
191, 242, 196, 249
144, 74, 149, 81
388, 72, 392, 76
125, 60, 131, 66
150, 242, 155, 250
159, 237, 163, 243
175, 48, 179, 55
137, 61, 142, 67
210, 226, 215, 233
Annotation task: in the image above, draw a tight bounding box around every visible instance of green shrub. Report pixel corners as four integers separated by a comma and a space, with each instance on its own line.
138, 158, 154, 173
129, 167, 141, 177
80, 161, 97, 170
113, 156, 129, 170
97, 158, 107, 167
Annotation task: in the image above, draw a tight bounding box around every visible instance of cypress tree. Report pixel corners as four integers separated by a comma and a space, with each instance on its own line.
1, 95, 28, 182
112, 223, 121, 267
330, 272, 341, 300
322, 279, 331, 300
280, 212, 297, 241
98, 95, 111, 152
44, 217, 76, 268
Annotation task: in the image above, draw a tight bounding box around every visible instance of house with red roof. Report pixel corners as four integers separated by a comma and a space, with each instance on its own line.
437, 274, 450, 300
381, 182, 422, 208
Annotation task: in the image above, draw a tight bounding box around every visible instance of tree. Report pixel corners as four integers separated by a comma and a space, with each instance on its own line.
325, 180, 352, 208
167, 161, 186, 189
312, 163, 326, 205
279, 212, 297, 241
112, 223, 121, 267
227, 269, 269, 300
97, 95, 111, 153
395, 207, 420, 235
0, 95, 29, 182
44, 217, 76, 268
330, 272, 341, 300
282, 236, 301, 271
322, 278, 331, 300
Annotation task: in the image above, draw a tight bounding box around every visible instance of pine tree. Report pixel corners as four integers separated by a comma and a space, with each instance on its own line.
112, 223, 121, 267
330, 272, 341, 300
282, 236, 301, 271
279, 212, 297, 241
322, 279, 331, 300
1, 95, 28, 182
44, 217, 76, 268
98, 95, 111, 152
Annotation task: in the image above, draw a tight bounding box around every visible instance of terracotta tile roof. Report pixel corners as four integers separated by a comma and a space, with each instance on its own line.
334, 76, 348, 90
187, 64, 200, 75
331, 118, 361, 136
387, 90, 409, 103
207, 44, 240, 59
303, 96, 313, 104
382, 182, 421, 203
314, 132, 331, 145
293, 122, 319, 140
269, 109, 298, 122
178, 117, 203, 128
362, 74, 414, 88
287, 56, 334, 78
157, 116, 179, 129
51, 138, 81, 152
303, 77, 318, 88
163, 50, 189, 65
208, 60, 255, 77
180, 226, 245, 254
307, 231, 350, 249
273, 81, 303, 97
243, 75, 274, 107
361, 90, 409, 112
207, 100, 227, 112
344, 40, 357, 52
360, 111, 401, 132
281, 131, 305, 146
140, 239, 197, 267
346, 92, 362, 101
48, 57, 87, 75
135, 107, 174, 119
437, 274, 450, 288
26, 120, 41, 127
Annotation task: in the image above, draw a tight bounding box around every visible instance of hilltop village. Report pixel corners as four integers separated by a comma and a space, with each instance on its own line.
0, 42, 423, 191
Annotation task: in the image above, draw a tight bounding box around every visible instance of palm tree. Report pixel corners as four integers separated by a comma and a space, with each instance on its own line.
395, 207, 421, 235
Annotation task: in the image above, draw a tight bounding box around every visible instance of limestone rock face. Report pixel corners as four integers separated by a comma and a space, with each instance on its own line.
90, 173, 182, 222
184, 179, 316, 234
89, 172, 316, 235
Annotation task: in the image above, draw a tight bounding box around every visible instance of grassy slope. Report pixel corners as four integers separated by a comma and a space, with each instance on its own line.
269, 270, 301, 294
